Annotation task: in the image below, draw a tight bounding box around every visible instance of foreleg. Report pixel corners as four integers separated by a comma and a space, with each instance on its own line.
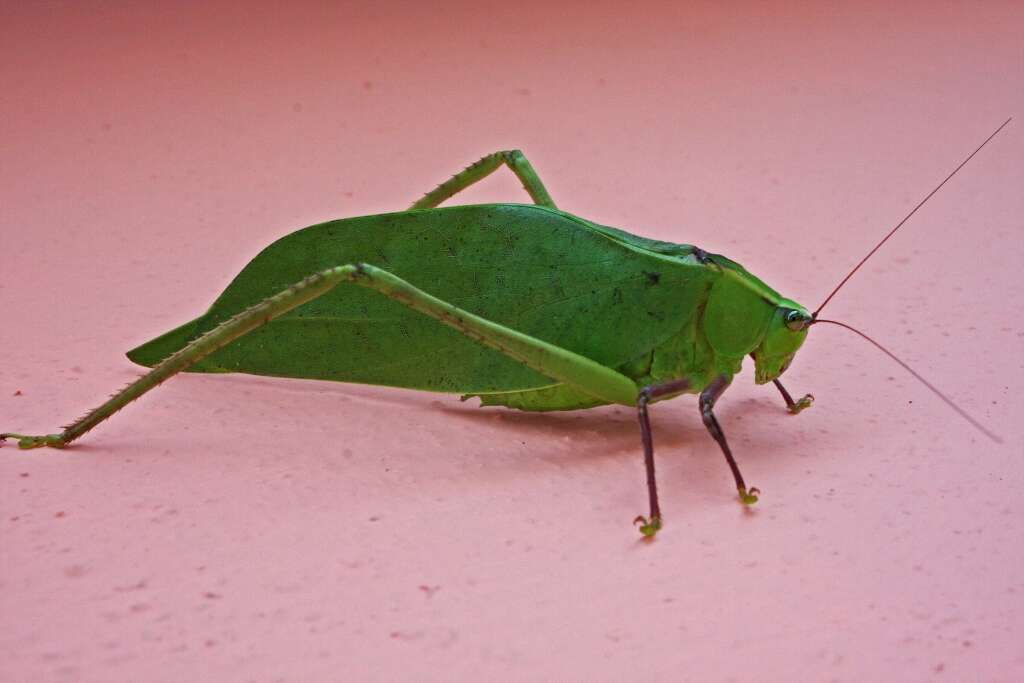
699, 375, 760, 505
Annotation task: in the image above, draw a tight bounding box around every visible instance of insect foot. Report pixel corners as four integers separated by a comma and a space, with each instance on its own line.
738, 487, 760, 505
633, 515, 663, 537
789, 394, 815, 415
0, 433, 67, 450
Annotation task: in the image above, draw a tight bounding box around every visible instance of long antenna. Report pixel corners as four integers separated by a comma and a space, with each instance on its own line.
814, 319, 1002, 443
813, 117, 1012, 319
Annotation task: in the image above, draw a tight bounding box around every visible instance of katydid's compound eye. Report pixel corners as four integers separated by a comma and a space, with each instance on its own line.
785, 309, 808, 331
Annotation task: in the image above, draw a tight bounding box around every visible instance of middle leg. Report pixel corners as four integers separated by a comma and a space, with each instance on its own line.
633, 377, 690, 537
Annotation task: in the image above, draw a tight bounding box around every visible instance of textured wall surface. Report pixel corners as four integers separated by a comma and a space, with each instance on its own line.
2, 2, 1022, 681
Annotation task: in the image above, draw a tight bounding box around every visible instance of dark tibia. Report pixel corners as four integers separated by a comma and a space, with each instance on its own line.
699, 375, 759, 504
772, 378, 797, 408
633, 377, 689, 536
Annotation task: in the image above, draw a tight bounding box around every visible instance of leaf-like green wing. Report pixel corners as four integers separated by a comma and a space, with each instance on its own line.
128, 204, 712, 394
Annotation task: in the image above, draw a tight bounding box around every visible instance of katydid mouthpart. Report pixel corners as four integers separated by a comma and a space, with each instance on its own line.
2, 119, 1009, 537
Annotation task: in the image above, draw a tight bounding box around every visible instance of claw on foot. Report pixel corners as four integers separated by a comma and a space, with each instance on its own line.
632, 515, 662, 537
788, 394, 814, 415
0, 433, 67, 450
738, 486, 760, 505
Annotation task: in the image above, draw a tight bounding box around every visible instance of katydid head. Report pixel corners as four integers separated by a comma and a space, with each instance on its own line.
751, 301, 811, 384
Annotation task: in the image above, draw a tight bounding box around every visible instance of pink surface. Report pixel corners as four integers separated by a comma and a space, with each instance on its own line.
2, 2, 1023, 681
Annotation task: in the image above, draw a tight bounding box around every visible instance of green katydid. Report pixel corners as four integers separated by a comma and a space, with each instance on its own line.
2, 120, 1009, 536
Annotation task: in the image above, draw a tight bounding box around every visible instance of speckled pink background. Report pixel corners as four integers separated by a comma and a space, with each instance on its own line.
2, 2, 1023, 681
